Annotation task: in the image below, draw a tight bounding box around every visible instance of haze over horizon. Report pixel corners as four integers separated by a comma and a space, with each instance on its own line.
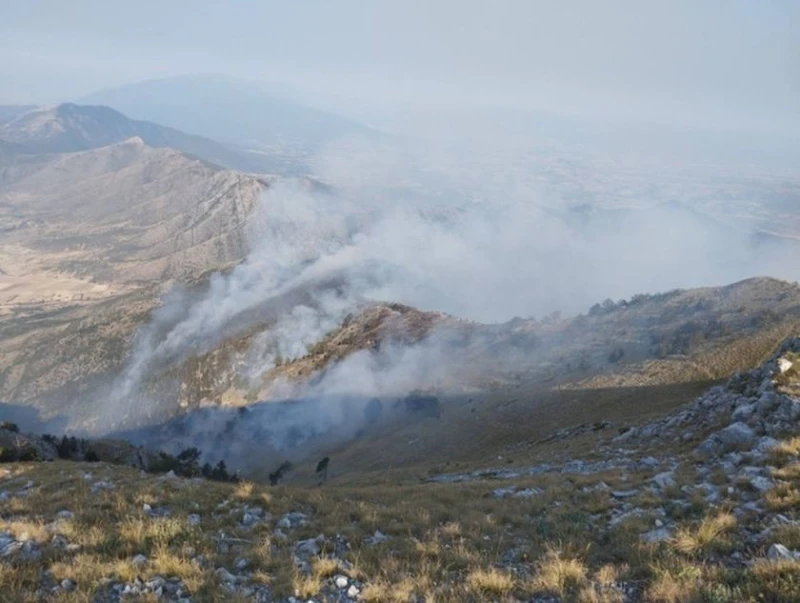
2, 0, 799, 138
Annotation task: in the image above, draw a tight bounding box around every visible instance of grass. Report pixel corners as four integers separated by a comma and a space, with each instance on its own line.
1, 416, 799, 602
465, 567, 516, 596
672, 511, 737, 556
530, 548, 589, 596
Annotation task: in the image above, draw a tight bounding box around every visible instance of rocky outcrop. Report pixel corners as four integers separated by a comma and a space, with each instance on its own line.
617, 337, 800, 454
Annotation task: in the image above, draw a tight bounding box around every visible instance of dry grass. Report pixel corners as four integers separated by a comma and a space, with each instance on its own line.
645, 561, 703, 603
766, 437, 800, 467
672, 511, 737, 556
360, 577, 416, 603
465, 567, 516, 596
530, 548, 589, 596
0, 439, 798, 603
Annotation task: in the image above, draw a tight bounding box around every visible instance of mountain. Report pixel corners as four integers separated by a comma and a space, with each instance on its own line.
0, 103, 292, 173
80, 74, 376, 150
0, 136, 266, 419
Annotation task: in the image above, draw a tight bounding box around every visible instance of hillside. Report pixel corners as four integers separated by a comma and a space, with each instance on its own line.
0, 137, 266, 420
1, 342, 798, 602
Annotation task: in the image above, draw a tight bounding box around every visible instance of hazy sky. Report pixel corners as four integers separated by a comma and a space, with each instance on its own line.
2, 0, 798, 134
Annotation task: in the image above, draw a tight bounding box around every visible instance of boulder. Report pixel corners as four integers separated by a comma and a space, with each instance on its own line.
767, 544, 797, 561
697, 422, 755, 456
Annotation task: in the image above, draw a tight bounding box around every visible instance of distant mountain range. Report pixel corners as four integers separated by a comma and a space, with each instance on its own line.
0, 102, 296, 174
80, 74, 377, 151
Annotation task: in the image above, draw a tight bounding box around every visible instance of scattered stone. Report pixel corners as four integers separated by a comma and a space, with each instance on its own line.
347, 584, 360, 598
513, 487, 544, 498
60, 579, 76, 591
278, 511, 308, 529
611, 489, 639, 499
335, 575, 349, 589
215, 567, 237, 583
363, 530, 390, 545
749, 476, 773, 493
187, 514, 201, 527
652, 471, 676, 489
698, 422, 756, 456
767, 544, 798, 561
641, 528, 671, 543
235, 557, 249, 571
56, 509, 74, 520
131, 554, 148, 567
295, 535, 324, 558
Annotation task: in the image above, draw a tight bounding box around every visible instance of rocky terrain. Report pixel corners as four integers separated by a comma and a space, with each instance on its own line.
1, 340, 798, 601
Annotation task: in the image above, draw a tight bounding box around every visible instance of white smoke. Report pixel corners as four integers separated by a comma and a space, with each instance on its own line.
98, 134, 800, 458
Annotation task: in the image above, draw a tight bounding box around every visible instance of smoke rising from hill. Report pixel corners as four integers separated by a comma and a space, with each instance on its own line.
100, 136, 800, 466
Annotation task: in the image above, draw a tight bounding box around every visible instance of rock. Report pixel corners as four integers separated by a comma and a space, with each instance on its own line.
778, 358, 793, 373
56, 510, 74, 520
753, 437, 780, 454
215, 567, 237, 583
750, 476, 773, 493
364, 530, 390, 545
652, 471, 676, 489
235, 557, 249, 571
767, 544, 797, 561
187, 514, 201, 527
90, 480, 114, 493
16, 541, 40, 561
732, 403, 756, 422
611, 489, 639, 499
244, 506, 265, 518
614, 427, 638, 442
640, 456, 660, 468
654, 519, 664, 528
277, 511, 308, 529
513, 487, 544, 498
146, 577, 166, 590
641, 528, 671, 543
165, 470, 177, 479
0, 531, 14, 547
295, 535, 324, 558
241, 512, 258, 527
335, 575, 349, 589
492, 487, 516, 499
347, 584, 360, 598
698, 422, 756, 456
756, 392, 781, 415
60, 579, 76, 591
131, 554, 148, 567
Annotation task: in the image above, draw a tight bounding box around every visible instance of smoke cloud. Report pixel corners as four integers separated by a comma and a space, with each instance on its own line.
97, 134, 800, 469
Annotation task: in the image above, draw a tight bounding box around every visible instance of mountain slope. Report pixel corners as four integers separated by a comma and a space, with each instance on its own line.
0, 103, 287, 173
1, 340, 799, 602
0, 137, 265, 416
